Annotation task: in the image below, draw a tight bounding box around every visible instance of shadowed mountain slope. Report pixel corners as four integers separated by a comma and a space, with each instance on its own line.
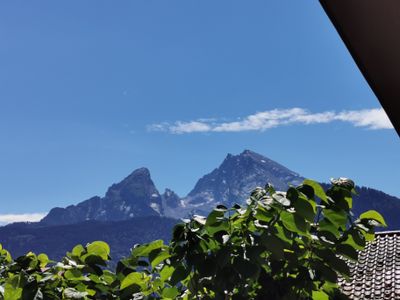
41, 168, 165, 225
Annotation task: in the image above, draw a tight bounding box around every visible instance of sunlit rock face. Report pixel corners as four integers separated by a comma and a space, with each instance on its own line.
41, 168, 163, 225
171, 150, 304, 217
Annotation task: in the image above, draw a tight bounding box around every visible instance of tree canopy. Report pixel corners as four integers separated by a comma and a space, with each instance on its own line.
0, 178, 386, 299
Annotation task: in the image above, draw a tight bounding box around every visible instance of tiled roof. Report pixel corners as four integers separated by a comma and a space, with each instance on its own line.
339, 231, 400, 299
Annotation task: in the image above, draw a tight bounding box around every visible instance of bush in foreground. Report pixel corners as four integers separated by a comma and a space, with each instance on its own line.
0, 178, 386, 299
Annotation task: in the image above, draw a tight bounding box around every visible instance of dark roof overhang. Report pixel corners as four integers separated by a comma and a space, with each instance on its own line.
319, 0, 400, 137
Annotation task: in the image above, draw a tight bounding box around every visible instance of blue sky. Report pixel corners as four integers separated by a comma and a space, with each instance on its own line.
0, 1, 399, 223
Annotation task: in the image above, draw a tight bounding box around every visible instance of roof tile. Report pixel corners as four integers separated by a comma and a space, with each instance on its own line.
339, 231, 400, 299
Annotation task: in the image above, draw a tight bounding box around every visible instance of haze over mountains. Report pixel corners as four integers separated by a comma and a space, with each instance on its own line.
1, 150, 399, 260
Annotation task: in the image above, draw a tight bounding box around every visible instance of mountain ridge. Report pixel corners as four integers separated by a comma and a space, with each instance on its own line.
1, 149, 400, 261
41, 167, 163, 225
40, 150, 305, 223
39, 150, 400, 226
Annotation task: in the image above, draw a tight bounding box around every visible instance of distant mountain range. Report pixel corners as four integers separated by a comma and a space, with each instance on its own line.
41, 150, 304, 224
1, 150, 399, 261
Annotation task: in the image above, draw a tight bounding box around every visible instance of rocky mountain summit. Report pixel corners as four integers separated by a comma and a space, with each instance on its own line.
40, 150, 304, 224
39, 150, 400, 229
41, 168, 163, 225
177, 150, 304, 216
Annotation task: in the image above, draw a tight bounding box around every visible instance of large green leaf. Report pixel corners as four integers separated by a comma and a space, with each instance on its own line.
336, 244, 358, 261
314, 260, 338, 283
120, 272, 147, 290
327, 186, 353, 210
102, 270, 116, 285
206, 210, 225, 227
206, 218, 230, 236
359, 210, 387, 227
0, 247, 12, 263
293, 197, 316, 222
170, 265, 191, 286
4, 275, 23, 300
64, 269, 87, 281
254, 206, 274, 222
280, 211, 309, 236
86, 241, 110, 261
71, 244, 85, 258
16, 252, 38, 270
356, 226, 375, 242
318, 219, 340, 238
149, 249, 171, 268
323, 209, 348, 228
37, 253, 49, 268
303, 179, 327, 203
162, 287, 179, 299
131, 240, 164, 257
160, 265, 175, 282
342, 231, 365, 251
297, 184, 315, 199
317, 231, 337, 246
274, 225, 293, 245
312, 290, 329, 300
329, 255, 350, 278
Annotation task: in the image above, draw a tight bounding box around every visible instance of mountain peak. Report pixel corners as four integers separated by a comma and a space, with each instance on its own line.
222, 150, 272, 166
112, 167, 152, 188
128, 167, 151, 177
161, 188, 181, 211
239, 149, 270, 162
183, 149, 304, 215
225, 150, 260, 161
241, 149, 253, 155
41, 167, 161, 225
104, 167, 153, 196
225, 153, 234, 159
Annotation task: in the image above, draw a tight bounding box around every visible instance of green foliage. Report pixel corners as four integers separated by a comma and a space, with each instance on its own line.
0, 178, 386, 299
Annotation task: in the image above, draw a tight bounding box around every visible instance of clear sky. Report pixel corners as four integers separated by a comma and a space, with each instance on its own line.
0, 1, 399, 223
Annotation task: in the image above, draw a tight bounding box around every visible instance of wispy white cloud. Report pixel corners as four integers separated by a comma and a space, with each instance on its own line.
148, 121, 212, 134
335, 109, 393, 130
148, 108, 393, 134
170, 121, 212, 134
0, 213, 47, 225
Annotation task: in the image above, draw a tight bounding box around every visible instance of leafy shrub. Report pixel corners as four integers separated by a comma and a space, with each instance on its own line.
0, 178, 386, 299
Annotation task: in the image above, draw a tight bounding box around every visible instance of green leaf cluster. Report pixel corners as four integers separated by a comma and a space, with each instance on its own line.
0, 178, 386, 299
